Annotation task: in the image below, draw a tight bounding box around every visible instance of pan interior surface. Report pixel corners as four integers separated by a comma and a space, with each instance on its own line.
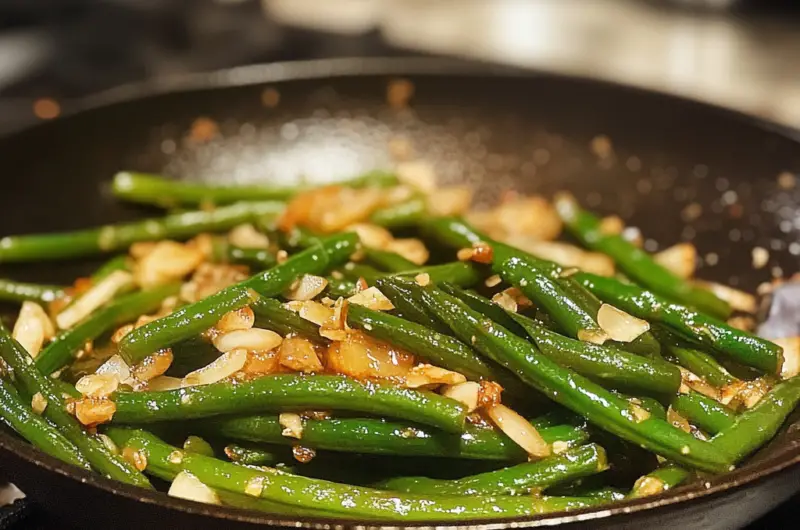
0, 58, 799, 528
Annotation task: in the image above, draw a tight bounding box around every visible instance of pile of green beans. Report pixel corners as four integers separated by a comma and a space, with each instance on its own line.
0, 171, 795, 523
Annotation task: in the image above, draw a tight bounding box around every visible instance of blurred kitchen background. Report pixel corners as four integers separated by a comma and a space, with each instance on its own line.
1, 0, 800, 135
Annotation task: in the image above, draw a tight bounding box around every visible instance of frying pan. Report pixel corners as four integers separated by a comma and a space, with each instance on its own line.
0, 57, 799, 529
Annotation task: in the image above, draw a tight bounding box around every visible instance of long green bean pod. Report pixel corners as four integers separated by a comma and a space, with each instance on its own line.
671, 392, 736, 435
344, 262, 481, 288
112, 374, 467, 433
554, 197, 730, 319
36, 283, 182, 376
325, 277, 358, 297
370, 197, 426, 228
251, 297, 329, 345
118, 233, 357, 364
655, 327, 736, 387
421, 288, 731, 473
0, 279, 65, 304
363, 248, 417, 272
207, 415, 589, 461
0, 324, 151, 487
710, 375, 800, 463
224, 444, 283, 466
0, 201, 285, 263
0, 377, 90, 469
376, 444, 607, 496
508, 312, 681, 395
629, 465, 691, 498
376, 277, 452, 335
422, 217, 660, 356
106, 427, 549, 521
346, 303, 528, 394
112, 170, 398, 207
576, 272, 783, 375
212, 237, 276, 271
439, 283, 530, 336
500, 256, 610, 343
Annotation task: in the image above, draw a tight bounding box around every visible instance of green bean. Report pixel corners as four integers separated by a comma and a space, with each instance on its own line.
224, 444, 283, 466
439, 283, 529, 336
112, 170, 398, 207
0, 377, 90, 469
376, 277, 452, 335
629, 465, 691, 498
0, 201, 285, 263
347, 303, 526, 393
363, 248, 417, 272
370, 197, 426, 228
421, 287, 731, 473
395, 262, 481, 287
216, 490, 357, 520
90, 255, 130, 283
118, 234, 357, 364
36, 283, 181, 376
325, 277, 358, 297
212, 238, 276, 270
278, 226, 323, 250
623, 395, 667, 421
710, 375, 800, 464
0, 324, 151, 487
530, 495, 612, 512
251, 297, 329, 345
576, 272, 783, 375
376, 444, 607, 496
207, 415, 589, 461
422, 217, 661, 357
344, 262, 480, 288
671, 392, 735, 435
500, 256, 609, 343
508, 311, 681, 395
341, 263, 383, 283
183, 435, 215, 457
106, 427, 546, 521
556, 278, 662, 359
655, 327, 736, 387
0, 279, 65, 304
554, 197, 730, 319
112, 374, 466, 433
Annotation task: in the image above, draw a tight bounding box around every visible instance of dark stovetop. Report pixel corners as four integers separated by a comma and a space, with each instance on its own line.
0, 1, 796, 528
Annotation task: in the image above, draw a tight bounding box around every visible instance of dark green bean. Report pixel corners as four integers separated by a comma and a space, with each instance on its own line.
0, 324, 151, 487
106, 427, 547, 521
118, 234, 357, 364
671, 392, 735, 435
0, 377, 90, 469
251, 297, 329, 345
207, 415, 589, 461
576, 272, 783, 375
710, 375, 800, 464
376, 444, 607, 496
508, 312, 681, 395
36, 283, 181, 376
0, 201, 285, 263
0, 279, 65, 304
629, 465, 691, 498
554, 196, 730, 319
112, 374, 467, 433
421, 287, 731, 473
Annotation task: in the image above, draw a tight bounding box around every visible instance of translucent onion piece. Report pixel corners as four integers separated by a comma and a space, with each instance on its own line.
168, 472, 220, 505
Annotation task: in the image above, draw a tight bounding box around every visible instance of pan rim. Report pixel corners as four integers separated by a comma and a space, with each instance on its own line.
1, 55, 799, 527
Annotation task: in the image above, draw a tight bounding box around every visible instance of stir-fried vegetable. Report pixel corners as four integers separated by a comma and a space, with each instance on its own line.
0, 168, 793, 522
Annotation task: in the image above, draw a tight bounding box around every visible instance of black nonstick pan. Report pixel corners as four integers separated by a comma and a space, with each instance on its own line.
0, 57, 799, 529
